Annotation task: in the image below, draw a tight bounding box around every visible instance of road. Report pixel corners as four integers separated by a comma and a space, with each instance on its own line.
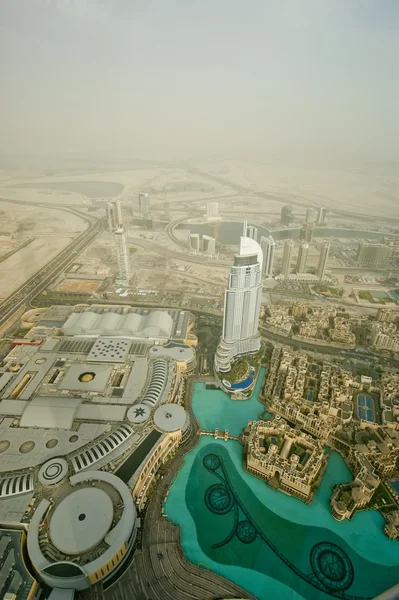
129, 235, 230, 266
260, 326, 399, 368
0, 203, 104, 331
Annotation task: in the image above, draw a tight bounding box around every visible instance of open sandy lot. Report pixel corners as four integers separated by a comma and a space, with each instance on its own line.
0, 202, 86, 298
55, 278, 102, 293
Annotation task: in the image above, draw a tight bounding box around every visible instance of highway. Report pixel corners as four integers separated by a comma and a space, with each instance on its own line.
0, 205, 104, 331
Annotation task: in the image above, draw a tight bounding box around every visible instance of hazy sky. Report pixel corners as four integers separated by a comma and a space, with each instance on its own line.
0, 0, 398, 162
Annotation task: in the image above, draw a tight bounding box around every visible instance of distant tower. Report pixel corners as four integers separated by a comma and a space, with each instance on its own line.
260, 236, 275, 279
206, 202, 219, 219
202, 235, 216, 256
215, 234, 263, 373
106, 199, 122, 233
188, 233, 200, 253
138, 193, 150, 218
300, 222, 315, 243
281, 205, 293, 226
114, 227, 131, 286
296, 242, 309, 273
317, 207, 327, 225
306, 208, 316, 223
281, 239, 293, 279
317, 241, 330, 281
106, 203, 116, 233
246, 225, 258, 241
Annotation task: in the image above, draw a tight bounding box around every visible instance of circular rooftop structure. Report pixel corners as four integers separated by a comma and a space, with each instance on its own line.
49, 488, 113, 555
127, 403, 151, 424
27, 470, 138, 591
153, 403, 187, 433
38, 457, 68, 486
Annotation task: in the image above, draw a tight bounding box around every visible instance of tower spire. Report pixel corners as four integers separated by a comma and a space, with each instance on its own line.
243, 220, 247, 236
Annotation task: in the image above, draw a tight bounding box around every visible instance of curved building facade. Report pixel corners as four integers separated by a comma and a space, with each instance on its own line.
27, 470, 138, 591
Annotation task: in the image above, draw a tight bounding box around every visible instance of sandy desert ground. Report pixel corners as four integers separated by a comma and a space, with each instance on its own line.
195, 159, 399, 220
0, 202, 86, 298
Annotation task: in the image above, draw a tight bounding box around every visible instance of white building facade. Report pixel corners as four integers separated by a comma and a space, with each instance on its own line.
115, 227, 131, 286
260, 235, 275, 278
215, 230, 263, 373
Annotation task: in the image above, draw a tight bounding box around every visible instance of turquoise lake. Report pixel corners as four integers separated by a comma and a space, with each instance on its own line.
165, 368, 399, 599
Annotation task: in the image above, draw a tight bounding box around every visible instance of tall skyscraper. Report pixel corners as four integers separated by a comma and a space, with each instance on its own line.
206, 202, 219, 219
281, 239, 293, 278
188, 233, 200, 252
356, 243, 389, 268
260, 235, 275, 278
317, 207, 326, 225
317, 241, 330, 281
106, 199, 123, 233
300, 221, 315, 242
246, 225, 258, 241
296, 242, 309, 273
133, 193, 150, 218
106, 203, 116, 233
138, 193, 150, 218
281, 205, 293, 226
306, 208, 316, 223
215, 232, 263, 374
114, 227, 131, 286
188, 232, 215, 256
201, 235, 216, 256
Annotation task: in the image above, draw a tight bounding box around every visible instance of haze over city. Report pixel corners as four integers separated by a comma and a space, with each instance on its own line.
1, 0, 398, 163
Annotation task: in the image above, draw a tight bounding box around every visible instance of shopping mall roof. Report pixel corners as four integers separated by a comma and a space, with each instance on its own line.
49, 487, 114, 555
20, 396, 82, 429
62, 309, 174, 338
153, 403, 187, 433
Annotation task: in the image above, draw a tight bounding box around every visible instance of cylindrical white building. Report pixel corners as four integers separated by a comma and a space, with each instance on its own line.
27, 470, 138, 592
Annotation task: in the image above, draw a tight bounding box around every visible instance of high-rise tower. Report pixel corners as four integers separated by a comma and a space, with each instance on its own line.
215, 231, 263, 374
188, 233, 200, 253
281, 205, 293, 226
133, 193, 150, 218
317, 241, 330, 281
281, 239, 293, 279
306, 208, 316, 223
206, 202, 219, 219
300, 221, 315, 243
246, 225, 258, 241
317, 207, 326, 225
260, 235, 275, 279
296, 242, 309, 273
138, 193, 150, 218
114, 227, 131, 286
106, 199, 123, 233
